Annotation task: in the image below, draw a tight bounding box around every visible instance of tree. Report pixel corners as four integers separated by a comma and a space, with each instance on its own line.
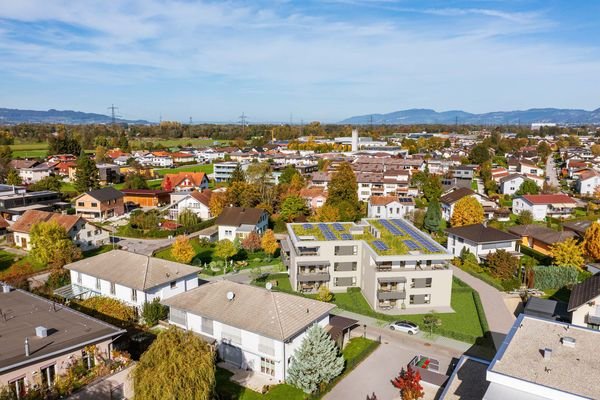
422, 311, 442, 337
162, 176, 173, 191
177, 208, 199, 231
316, 285, 333, 302
209, 191, 228, 217
48, 130, 81, 155
422, 174, 442, 202
280, 195, 308, 222
469, 144, 491, 164
287, 324, 344, 393
591, 143, 600, 157
515, 180, 540, 196
123, 172, 149, 190
537, 142, 552, 161
0, 145, 12, 183
450, 196, 484, 227
95, 145, 108, 163
171, 235, 195, 264
325, 162, 360, 221
550, 238, 585, 269
74, 152, 100, 193
75, 296, 136, 326
391, 367, 424, 400
516, 210, 534, 225
279, 165, 300, 184
583, 222, 600, 261
486, 249, 519, 280
118, 133, 130, 152
261, 229, 279, 259
132, 327, 215, 400
214, 239, 237, 262
29, 175, 63, 192
423, 199, 441, 233
229, 164, 246, 183
241, 231, 262, 252
6, 168, 21, 186
141, 298, 168, 326
310, 204, 340, 222
30, 221, 82, 268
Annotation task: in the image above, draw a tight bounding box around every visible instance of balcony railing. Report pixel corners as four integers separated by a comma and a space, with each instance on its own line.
297, 272, 330, 283
587, 312, 600, 325
377, 290, 406, 300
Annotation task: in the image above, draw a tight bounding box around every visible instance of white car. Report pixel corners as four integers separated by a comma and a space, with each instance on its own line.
389, 320, 419, 335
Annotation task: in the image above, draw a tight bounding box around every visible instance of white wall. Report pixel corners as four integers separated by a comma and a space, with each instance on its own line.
512, 199, 547, 220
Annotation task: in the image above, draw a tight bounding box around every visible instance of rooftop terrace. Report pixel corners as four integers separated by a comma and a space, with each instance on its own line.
289, 218, 447, 256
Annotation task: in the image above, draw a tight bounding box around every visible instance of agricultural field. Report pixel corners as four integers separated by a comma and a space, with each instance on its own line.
10, 142, 49, 158
155, 163, 214, 176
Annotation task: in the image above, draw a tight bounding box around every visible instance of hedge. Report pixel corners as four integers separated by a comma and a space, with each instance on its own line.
520, 245, 553, 265
533, 265, 578, 289
117, 218, 215, 239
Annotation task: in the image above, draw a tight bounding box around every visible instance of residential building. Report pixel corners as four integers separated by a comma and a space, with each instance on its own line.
367, 196, 415, 218
216, 207, 268, 241
439, 356, 490, 400
450, 165, 476, 180
440, 188, 496, 221
162, 280, 335, 382
284, 218, 454, 312
165, 190, 212, 221
0, 190, 61, 217
299, 187, 327, 210
213, 162, 250, 183
445, 224, 520, 261
95, 163, 121, 185
498, 174, 527, 196
171, 152, 195, 164
518, 161, 543, 176
162, 172, 209, 191
59, 250, 200, 308
0, 285, 125, 395
573, 168, 600, 196
484, 314, 600, 399
9, 210, 109, 251
512, 194, 577, 221
507, 225, 577, 256
18, 163, 55, 184
562, 219, 593, 238
567, 275, 600, 329
121, 189, 171, 208
73, 187, 125, 221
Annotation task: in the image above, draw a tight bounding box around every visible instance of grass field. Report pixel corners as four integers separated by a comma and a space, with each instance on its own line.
155, 163, 214, 176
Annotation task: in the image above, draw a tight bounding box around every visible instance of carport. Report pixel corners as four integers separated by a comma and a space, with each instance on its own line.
326, 315, 358, 348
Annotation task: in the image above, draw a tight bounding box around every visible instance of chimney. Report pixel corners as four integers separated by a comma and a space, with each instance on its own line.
543, 347, 552, 360
25, 337, 30, 357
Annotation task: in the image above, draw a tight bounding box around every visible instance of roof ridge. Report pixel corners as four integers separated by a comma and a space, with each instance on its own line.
271, 291, 286, 341
142, 255, 150, 290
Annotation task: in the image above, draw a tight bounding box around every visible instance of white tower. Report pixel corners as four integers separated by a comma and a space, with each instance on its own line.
351, 129, 358, 152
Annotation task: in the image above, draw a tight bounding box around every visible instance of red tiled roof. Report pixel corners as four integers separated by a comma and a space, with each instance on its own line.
9, 210, 83, 233
190, 189, 212, 207
162, 172, 207, 189
369, 196, 399, 206
521, 194, 576, 205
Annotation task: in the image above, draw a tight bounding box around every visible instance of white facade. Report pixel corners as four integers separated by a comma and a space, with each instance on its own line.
367, 200, 414, 219
166, 193, 212, 221
499, 176, 526, 196
13, 219, 109, 251
214, 162, 250, 183
577, 175, 600, 195
18, 168, 52, 184
446, 233, 519, 261
512, 197, 575, 221
218, 214, 268, 241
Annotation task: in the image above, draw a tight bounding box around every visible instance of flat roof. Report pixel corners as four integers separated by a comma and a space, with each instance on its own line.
440, 356, 490, 400
0, 287, 125, 372
489, 315, 600, 399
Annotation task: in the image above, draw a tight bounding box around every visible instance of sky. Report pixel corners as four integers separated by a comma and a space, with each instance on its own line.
1, 0, 599, 123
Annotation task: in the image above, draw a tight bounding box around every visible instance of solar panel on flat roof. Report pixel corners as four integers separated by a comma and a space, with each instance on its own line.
341, 234, 352, 240
303, 223, 313, 229
333, 223, 344, 231
373, 240, 389, 251
403, 240, 419, 251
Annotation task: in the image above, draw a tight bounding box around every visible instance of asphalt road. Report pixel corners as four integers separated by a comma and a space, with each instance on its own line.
546, 156, 560, 187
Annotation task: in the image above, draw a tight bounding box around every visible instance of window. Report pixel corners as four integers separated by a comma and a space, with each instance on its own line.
169, 308, 187, 326
77, 202, 84, 207
77, 272, 82, 284
409, 294, 431, 305
82, 349, 95, 370
110, 282, 116, 295
334, 262, 357, 272
87, 231, 91, 237
131, 288, 137, 302
335, 277, 356, 287
40, 364, 56, 387
201, 317, 214, 335
377, 206, 381, 213
261, 357, 275, 376
411, 278, 432, 288
225, 230, 232, 236
95, 278, 101, 290
170, 281, 177, 289
91, 202, 98, 207
9, 377, 26, 399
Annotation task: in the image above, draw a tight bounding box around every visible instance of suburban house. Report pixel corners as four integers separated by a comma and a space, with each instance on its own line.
18, 163, 55, 184
450, 165, 476, 180
0, 285, 125, 396
165, 190, 213, 221
283, 218, 454, 312
507, 224, 578, 256
440, 188, 496, 221
299, 187, 327, 210
518, 161, 543, 176
498, 174, 529, 196
171, 152, 195, 164
512, 194, 577, 221
58, 250, 200, 308
573, 168, 600, 196
367, 196, 415, 219
216, 207, 268, 241
162, 280, 335, 382
445, 224, 520, 261
121, 189, 171, 208
9, 210, 110, 251
162, 172, 209, 191
567, 275, 600, 329
482, 314, 600, 400
562, 219, 593, 238
73, 187, 125, 221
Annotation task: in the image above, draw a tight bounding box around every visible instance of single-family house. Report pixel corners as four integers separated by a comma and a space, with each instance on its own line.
171, 152, 195, 164
18, 163, 56, 184
166, 190, 213, 221
216, 207, 268, 241
60, 250, 200, 308
445, 224, 520, 261
96, 163, 121, 185
512, 194, 577, 221
507, 224, 578, 256
299, 187, 327, 210
162, 172, 209, 192
518, 161, 543, 176
367, 196, 415, 218
73, 187, 125, 221
440, 188, 496, 221
574, 168, 600, 196
568, 274, 600, 329
9, 210, 110, 251
498, 174, 527, 196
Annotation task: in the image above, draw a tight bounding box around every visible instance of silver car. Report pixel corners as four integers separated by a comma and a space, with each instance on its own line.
389, 320, 419, 335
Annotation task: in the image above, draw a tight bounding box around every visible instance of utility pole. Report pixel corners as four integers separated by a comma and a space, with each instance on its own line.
107, 104, 119, 126
189, 116, 193, 125
369, 115, 373, 132
239, 112, 247, 136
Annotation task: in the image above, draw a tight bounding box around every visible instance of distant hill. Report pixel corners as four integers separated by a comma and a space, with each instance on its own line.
340, 107, 600, 125
0, 108, 150, 125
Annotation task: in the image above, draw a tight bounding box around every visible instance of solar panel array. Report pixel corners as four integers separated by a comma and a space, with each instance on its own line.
341, 234, 353, 240
332, 223, 345, 231
398, 198, 413, 203
392, 219, 442, 252
318, 223, 337, 240
372, 240, 389, 251
303, 223, 313, 230
403, 240, 420, 251
380, 220, 403, 236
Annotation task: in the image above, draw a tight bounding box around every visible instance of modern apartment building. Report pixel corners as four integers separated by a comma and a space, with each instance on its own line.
283, 218, 453, 312
213, 162, 250, 183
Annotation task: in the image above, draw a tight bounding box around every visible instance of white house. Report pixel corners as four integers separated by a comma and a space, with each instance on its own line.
567, 275, 600, 329
216, 207, 268, 241
440, 187, 496, 221
18, 164, 54, 184
498, 174, 527, 196
9, 210, 110, 251
162, 280, 335, 382
512, 194, 577, 221
60, 250, 199, 308
165, 190, 212, 221
574, 169, 600, 196
445, 224, 520, 261
518, 161, 543, 176
367, 196, 415, 218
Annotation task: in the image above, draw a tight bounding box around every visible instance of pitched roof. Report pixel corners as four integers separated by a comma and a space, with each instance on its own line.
162, 280, 335, 341
562, 220, 593, 236
520, 194, 576, 205
498, 173, 525, 184
445, 224, 519, 243
299, 187, 326, 198
369, 195, 400, 206
507, 224, 577, 245
575, 168, 600, 181
216, 206, 265, 227
190, 189, 212, 207
120, 189, 171, 196
65, 250, 199, 291
9, 210, 83, 233
440, 187, 475, 204
77, 187, 124, 202
9, 159, 39, 169
162, 172, 207, 188
568, 275, 600, 311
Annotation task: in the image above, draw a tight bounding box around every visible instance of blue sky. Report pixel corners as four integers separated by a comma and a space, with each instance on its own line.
1, 0, 599, 123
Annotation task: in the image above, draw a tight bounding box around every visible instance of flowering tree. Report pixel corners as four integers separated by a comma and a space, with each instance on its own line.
391, 367, 424, 400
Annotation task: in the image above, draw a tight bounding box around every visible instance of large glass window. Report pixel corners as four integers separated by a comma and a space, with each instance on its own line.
169, 308, 187, 327
261, 357, 275, 376
40, 364, 56, 387
9, 377, 26, 399
201, 317, 214, 335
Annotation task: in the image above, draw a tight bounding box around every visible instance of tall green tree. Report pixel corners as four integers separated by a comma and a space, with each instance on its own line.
30, 221, 82, 268
228, 164, 246, 183
132, 327, 215, 400
423, 199, 442, 233
280, 195, 308, 222
279, 165, 300, 184
6, 168, 22, 186
325, 162, 360, 221
48, 130, 81, 155
123, 172, 149, 189
177, 208, 199, 230
74, 152, 100, 192
469, 144, 491, 164
0, 145, 12, 183
29, 175, 63, 192
515, 180, 540, 196
287, 324, 344, 394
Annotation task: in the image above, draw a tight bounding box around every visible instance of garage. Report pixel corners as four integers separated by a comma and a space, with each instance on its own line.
221, 343, 243, 368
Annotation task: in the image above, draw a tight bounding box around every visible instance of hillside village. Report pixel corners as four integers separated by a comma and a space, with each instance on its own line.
1, 125, 600, 400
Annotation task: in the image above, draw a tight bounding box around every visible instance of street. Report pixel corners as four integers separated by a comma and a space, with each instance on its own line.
545, 156, 560, 188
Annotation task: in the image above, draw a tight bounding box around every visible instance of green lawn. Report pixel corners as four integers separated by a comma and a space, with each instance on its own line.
0, 250, 17, 272
155, 163, 214, 176
10, 142, 49, 159
253, 273, 293, 292
82, 244, 115, 258
543, 287, 571, 303
216, 368, 304, 400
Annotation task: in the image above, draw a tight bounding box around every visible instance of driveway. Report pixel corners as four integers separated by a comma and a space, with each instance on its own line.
450, 266, 515, 349
325, 328, 461, 400
545, 156, 560, 187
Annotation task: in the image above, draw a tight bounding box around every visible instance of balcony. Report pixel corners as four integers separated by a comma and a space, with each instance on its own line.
587, 312, 600, 326
297, 247, 320, 256
298, 272, 330, 283
377, 290, 406, 300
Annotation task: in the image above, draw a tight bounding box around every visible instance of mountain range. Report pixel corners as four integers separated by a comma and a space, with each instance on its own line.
0, 108, 149, 125
340, 107, 600, 125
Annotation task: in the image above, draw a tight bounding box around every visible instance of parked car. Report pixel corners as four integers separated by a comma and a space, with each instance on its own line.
389, 320, 419, 335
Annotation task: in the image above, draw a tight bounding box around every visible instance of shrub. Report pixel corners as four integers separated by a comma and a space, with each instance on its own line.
501, 278, 521, 291
74, 296, 136, 327
533, 265, 579, 289
316, 285, 333, 302
142, 298, 169, 326
46, 268, 71, 289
